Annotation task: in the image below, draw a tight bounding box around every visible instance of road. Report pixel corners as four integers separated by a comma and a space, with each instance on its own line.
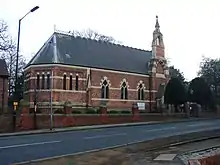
0, 119, 220, 165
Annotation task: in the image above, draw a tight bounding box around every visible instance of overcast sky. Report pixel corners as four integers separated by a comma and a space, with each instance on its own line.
1, 0, 219, 81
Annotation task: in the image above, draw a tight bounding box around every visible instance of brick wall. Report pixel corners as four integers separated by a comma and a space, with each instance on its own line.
90, 69, 151, 108
24, 64, 168, 111
198, 155, 220, 165
25, 66, 88, 105
15, 107, 187, 131
0, 77, 8, 113
0, 114, 13, 133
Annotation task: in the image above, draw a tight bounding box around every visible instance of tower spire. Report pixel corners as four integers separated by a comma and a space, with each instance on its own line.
155, 15, 160, 30
152, 15, 165, 57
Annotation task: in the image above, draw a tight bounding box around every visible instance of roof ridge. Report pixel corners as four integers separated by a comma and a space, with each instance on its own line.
54, 29, 151, 53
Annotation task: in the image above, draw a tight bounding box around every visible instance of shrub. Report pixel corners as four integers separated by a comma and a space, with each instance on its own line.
108, 110, 119, 114
85, 108, 97, 114
19, 99, 29, 107
96, 108, 101, 114
72, 110, 82, 114
120, 110, 131, 114
64, 101, 72, 108
54, 109, 65, 114
29, 108, 42, 114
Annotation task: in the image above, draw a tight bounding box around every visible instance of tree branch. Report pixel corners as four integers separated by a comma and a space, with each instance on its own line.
72, 28, 121, 44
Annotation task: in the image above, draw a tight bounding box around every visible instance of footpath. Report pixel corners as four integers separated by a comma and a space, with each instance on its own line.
0, 116, 218, 137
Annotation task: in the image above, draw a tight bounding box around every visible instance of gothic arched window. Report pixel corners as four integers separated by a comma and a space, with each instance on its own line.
120, 79, 128, 100
137, 81, 145, 100
69, 74, 73, 90
63, 74, 66, 90
75, 74, 79, 91
101, 78, 109, 99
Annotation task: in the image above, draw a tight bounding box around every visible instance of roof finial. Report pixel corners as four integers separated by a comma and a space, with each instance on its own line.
54, 24, 57, 32
155, 15, 160, 29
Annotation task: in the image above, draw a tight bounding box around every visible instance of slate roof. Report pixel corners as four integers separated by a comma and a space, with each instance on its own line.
27, 32, 152, 74
0, 59, 9, 77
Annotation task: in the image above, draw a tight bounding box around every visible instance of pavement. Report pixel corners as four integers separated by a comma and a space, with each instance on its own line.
0, 117, 217, 137
0, 118, 220, 165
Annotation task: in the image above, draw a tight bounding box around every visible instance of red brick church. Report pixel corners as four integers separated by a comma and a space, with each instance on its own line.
24, 16, 169, 112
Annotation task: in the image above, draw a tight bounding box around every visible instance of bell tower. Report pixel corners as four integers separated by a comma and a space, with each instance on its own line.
149, 16, 169, 77
148, 16, 170, 111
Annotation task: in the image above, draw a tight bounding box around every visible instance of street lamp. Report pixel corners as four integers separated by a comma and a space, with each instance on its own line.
50, 70, 53, 130
15, 6, 39, 100
149, 72, 153, 112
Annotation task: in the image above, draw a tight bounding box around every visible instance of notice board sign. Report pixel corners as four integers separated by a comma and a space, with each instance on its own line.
137, 102, 145, 110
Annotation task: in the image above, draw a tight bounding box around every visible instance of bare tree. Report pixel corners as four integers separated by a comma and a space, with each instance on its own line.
0, 20, 26, 96
1, 50, 26, 95
0, 20, 15, 52
72, 28, 121, 44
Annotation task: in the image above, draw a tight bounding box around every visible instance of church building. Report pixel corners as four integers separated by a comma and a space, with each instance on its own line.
24, 16, 169, 112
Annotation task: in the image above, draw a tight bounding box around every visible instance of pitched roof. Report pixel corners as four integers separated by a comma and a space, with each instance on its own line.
27, 32, 152, 74
0, 59, 9, 77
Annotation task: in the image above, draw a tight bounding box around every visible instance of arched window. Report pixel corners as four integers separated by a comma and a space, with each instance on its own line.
75, 74, 79, 91
120, 80, 128, 100
138, 81, 145, 100
101, 77, 109, 99
156, 36, 160, 46
41, 74, 45, 89
36, 74, 40, 89
69, 74, 73, 90
46, 73, 50, 89
156, 38, 159, 45
63, 74, 66, 90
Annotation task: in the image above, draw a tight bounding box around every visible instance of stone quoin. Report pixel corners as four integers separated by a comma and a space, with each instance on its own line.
24, 16, 170, 111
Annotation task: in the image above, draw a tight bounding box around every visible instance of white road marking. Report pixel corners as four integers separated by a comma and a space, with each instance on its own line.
143, 127, 176, 132
14, 138, 151, 165
0, 140, 61, 149
188, 123, 213, 127
14, 127, 220, 165
83, 133, 127, 140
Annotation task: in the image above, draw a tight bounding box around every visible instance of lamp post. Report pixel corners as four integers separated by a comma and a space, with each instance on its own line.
50, 70, 53, 130
33, 87, 38, 129
15, 6, 39, 100
148, 72, 152, 112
